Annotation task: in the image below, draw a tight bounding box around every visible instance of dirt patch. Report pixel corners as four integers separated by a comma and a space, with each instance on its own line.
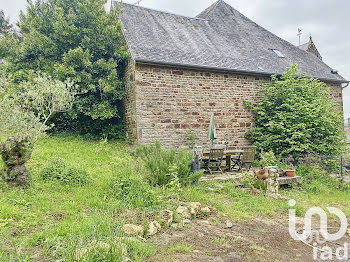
149, 215, 348, 262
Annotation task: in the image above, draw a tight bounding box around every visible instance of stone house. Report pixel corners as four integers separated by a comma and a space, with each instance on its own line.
117, 0, 348, 149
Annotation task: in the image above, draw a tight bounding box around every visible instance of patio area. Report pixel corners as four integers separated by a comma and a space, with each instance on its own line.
194, 146, 301, 187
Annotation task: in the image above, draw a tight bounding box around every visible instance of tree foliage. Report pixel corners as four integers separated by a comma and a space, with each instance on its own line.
0, 0, 128, 137
245, 65, 344, 158
0, 74, 75, 141
0, 73, 74, 186
0, 10, 13, 36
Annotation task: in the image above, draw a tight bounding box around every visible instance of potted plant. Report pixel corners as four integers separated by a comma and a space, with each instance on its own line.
284, 155, 296, 177
254, 151, 277, 180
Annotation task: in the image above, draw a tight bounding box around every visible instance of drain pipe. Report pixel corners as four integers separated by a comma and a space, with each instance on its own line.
342, 82, 349, 89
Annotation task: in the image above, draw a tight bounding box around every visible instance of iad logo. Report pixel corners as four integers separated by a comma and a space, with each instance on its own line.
288, 199, 349, 260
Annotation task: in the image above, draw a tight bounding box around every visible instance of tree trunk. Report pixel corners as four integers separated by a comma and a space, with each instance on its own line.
0, 137, 33, 187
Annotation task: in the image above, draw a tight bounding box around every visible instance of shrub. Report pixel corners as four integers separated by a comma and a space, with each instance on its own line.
258, 151, 278, 168
297, 165, 341, 193
134, 141, 203, 187
40, 157, 89, 186
241, 172, 267, 191
245, 65, 345, 158
109, 162, 158, 209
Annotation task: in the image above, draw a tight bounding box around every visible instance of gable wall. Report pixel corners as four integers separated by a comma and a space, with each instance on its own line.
126, 63, 343, 149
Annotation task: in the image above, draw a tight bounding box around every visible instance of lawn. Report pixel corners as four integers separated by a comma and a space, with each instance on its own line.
0, 136, 349, 261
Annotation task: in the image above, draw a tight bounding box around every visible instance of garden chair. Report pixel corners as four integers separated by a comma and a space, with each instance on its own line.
206, 148, 225, 175
232, 146, 256, 171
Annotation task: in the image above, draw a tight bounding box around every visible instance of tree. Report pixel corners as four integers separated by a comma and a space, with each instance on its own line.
245, 65, 344, 159
0, 74, 74, 187
0, 10, 12, 36
0, 0, 127, 138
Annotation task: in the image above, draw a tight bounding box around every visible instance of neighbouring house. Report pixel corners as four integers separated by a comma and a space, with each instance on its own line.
117, 0, 348, 149
299, 36, 323, 61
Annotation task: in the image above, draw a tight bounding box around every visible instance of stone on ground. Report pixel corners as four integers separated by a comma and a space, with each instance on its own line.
123, 224, 144, 236
226, 220, 233, 229
176, 205, 191, 219
148, 221, 161, 236
201, 206, 212, 216
189, 202, 202, 215
161, 210, 173, 226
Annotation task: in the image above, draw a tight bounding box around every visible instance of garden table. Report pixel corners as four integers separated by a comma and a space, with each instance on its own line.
202, 149, 243, 172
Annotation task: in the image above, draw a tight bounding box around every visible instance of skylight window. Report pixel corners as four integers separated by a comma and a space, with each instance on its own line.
270, 49, 285, 58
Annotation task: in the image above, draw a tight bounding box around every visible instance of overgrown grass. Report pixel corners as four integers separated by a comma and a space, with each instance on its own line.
0, 136, 155, 261
0, 135, 349, 261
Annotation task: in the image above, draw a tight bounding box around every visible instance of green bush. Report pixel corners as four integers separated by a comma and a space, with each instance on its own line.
109, 162, 158, 209
245, 65, 345, 158
40, 157, 89, 186
134, 141, 203, 187
258, 151, 278, 168
241, 172, 267, 191
49, 113, 127, 140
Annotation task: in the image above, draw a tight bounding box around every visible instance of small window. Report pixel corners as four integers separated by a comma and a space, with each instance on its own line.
270, 49, 285, 58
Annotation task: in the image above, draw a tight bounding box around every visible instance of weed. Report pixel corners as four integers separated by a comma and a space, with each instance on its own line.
213, 234, 230, 248
109, 161, 158, 209
168, 242, 193, 253
40, 157, 89, 186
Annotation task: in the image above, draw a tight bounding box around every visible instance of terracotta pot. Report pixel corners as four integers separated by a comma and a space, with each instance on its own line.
285, 170, 295, 177
254, 169, 269, 180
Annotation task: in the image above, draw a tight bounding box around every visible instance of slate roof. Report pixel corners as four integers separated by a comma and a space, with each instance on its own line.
117, 0, 347, 83
299, 43, 309, 52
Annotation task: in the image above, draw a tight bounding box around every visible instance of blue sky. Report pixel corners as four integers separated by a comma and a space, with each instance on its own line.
2, 0, 349, 119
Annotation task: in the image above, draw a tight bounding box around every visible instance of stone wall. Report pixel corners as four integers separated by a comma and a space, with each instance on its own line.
124, 59, 137, 141
126, 63, 343, 149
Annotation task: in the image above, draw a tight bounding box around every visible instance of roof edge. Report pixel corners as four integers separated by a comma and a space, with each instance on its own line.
134, 58, 349, 84
115, 1, 208, 21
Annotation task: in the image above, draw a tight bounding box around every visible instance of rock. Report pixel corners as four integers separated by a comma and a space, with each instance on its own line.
189, 202, 202, 216
176, 205, 191, 219
161, 210, 173, 226
148, 221, 161, 236
201, 206, 212, 216
226, 220, 233, 229
210, 206, 217, 213
123, 224, 144, 236
182, 219, 192, 226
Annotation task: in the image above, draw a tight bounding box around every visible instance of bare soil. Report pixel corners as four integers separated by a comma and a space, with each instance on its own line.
149, 215, 349, 262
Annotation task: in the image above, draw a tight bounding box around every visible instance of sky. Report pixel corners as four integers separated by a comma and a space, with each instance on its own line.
1, 0, 349, 119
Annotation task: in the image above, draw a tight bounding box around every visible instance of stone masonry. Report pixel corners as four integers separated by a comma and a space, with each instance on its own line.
124, 62, 344, 149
